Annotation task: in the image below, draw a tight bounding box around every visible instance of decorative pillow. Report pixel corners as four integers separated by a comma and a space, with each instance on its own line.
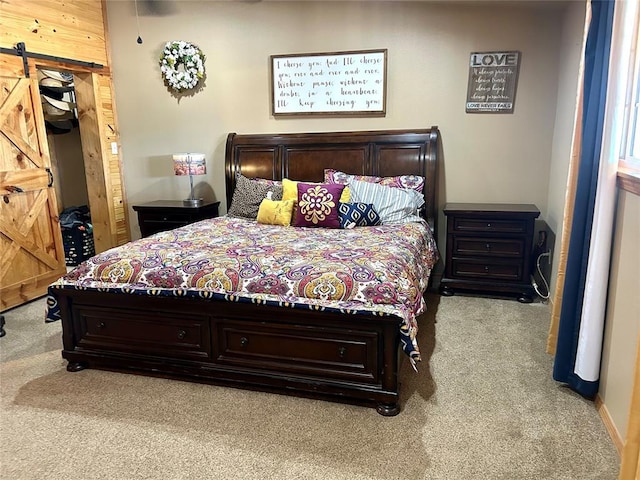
324, 168, 425, 193
348, 179, 424, 225
283, 177, 350, 203
282, 178, 299, 202
256, 199, 296, 226
227, 174, 283, 219
338, 202, 381, 229
254, 177, 282, 188
293, 182, 345, 228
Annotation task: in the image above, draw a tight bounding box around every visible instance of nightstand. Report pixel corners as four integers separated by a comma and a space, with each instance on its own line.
440, 203, 540, 303
133, 200, 220, 238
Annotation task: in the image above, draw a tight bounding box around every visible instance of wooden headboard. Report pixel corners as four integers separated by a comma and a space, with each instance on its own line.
224, 128, 440, 230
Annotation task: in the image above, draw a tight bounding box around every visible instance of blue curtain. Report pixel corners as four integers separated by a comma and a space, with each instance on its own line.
552, 0, 615, 399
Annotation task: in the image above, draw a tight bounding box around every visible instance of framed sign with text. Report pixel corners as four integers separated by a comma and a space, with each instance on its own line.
466, 51, 520, 113
270, 49, 387, 116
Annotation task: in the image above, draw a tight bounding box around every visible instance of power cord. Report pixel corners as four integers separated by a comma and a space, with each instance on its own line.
531, 251, 551, 300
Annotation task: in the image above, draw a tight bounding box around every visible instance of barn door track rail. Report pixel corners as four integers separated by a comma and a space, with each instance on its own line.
0, 42, 103, 77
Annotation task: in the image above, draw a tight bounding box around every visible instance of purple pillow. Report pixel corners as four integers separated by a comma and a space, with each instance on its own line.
324, 168, 425, 193
293, 182, 345, 228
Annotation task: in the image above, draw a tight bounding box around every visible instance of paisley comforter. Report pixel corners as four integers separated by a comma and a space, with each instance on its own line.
47, 216, 438, 365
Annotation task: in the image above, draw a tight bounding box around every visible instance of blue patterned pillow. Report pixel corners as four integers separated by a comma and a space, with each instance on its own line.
338, 202, 381, 229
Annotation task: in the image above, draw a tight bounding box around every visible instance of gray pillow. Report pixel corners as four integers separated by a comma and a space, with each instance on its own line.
227, 174, 283, 219
348, 179, 424, 225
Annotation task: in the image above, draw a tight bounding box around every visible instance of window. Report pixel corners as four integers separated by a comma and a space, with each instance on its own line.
618, 3, 640, 195
628, 69, 640, 159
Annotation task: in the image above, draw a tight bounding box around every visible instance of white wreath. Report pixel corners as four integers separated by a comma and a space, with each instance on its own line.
159, 41, 206, 92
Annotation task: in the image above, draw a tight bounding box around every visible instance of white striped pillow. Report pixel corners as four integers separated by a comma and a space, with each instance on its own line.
348, 179, 424, 224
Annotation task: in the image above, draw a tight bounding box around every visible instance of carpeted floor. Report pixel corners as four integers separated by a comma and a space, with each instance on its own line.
0, 293, 620, 479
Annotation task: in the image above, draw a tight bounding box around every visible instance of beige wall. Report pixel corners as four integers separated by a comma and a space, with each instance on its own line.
103, 0, 638, 451
105, 0, 565, 243
600, 189, 640, 441
546, 0, 585, 296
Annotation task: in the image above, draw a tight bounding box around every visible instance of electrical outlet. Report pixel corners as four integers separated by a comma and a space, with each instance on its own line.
532, 220, 555, 298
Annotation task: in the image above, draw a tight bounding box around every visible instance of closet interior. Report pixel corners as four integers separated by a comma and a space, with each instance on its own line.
38, 68, 95, 266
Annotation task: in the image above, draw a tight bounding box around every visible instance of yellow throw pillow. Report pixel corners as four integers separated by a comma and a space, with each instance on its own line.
257, 198, 296, 226
283, 178, 350, 202
282, 178, 298, 202
340, 186, 350, 203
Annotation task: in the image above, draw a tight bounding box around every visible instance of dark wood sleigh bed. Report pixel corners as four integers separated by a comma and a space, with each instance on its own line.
55, 127, 440, 416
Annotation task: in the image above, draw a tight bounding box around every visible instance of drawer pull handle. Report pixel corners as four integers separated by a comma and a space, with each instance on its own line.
97, 322, 106, 329
177, 330, 187, 340
338, 347, 347, 358
162, 217, 168, 221
486, 223, 492, 228
485, 243, 491, 250
484, 266, 490, 272
240, 337, 249, 347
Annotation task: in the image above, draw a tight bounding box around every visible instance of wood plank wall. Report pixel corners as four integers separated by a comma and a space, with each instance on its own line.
97, 74, 128, 246
0, 0, 109, 67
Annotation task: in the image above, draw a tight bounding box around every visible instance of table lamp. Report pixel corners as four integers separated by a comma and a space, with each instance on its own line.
173, 153, 206, 207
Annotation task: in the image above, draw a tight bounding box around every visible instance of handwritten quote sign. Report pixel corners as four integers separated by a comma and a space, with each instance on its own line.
271, 49, 387, 116
466, 51, 520, 113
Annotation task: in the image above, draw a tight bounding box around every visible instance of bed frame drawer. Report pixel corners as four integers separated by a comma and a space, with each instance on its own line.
214, 319, 379, 383
73, 306, 212, 360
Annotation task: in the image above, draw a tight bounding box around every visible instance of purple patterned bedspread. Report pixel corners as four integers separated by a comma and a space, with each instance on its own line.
47, 216, 438, 365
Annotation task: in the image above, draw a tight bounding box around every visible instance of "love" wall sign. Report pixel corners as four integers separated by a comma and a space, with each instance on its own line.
466, 51, 521, 113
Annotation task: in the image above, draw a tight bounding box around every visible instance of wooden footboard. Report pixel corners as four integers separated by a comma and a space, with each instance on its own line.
58, 288, 402, 415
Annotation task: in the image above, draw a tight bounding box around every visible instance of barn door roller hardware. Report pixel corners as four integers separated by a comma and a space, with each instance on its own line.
0, 42, 104, 77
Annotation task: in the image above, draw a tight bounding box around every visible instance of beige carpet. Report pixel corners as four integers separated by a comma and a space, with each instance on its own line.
0, 293, 619, 479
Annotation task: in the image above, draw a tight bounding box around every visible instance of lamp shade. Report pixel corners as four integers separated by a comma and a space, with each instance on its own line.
173, 153, 206, 176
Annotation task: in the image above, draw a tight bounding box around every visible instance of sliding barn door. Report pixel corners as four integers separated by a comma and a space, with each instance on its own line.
0, 60, 66, 311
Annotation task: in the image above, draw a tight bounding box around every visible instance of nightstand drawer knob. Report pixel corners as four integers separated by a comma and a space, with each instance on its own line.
486, 223, 492, 228
177, 330, 187, 339
240, 337, 249, 347
338, 347, 347, 358
162, 216, 168, 221
97, 321, 106, 329
484, 266, 489, 272
485, 243, 491, 250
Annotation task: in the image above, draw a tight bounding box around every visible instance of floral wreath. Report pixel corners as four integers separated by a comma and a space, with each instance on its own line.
159, 41, 206, 92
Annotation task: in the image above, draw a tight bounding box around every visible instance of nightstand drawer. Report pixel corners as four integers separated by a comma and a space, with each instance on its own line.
133, 201, 220, 238
140, 212, 197, 223
451, 258, 523, 282
452, 237, 524, 258
140, 220, 189, 236
452, 217, 527, 234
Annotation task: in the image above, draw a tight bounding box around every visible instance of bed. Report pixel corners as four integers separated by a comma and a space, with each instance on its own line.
47, 128, 440, 416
